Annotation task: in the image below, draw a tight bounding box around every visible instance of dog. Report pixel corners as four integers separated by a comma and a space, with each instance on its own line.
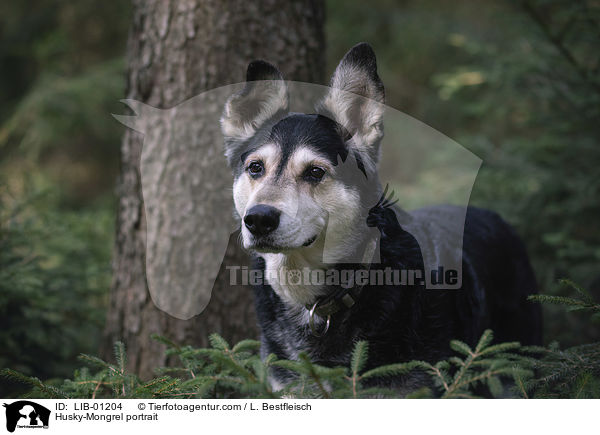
220, 43, 542, 392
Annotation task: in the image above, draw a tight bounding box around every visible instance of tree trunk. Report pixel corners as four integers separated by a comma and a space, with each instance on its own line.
103, 0, 324, 378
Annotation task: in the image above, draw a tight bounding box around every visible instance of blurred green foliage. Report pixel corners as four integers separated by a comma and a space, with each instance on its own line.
0, 0, 599, 395
0, 0, 130, 204
0, 0, 129, 395
327, 0, 600, 345
0, 183, 113, 394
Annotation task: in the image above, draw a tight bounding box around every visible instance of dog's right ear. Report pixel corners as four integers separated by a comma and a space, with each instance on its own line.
316, 43, 385, 168
221, 60, 288, 164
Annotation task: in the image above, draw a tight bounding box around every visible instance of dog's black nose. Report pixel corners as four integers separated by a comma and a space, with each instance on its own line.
244, 205, 281, 237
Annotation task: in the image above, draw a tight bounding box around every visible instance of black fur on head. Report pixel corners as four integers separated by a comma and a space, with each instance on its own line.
221, 43, 385, 175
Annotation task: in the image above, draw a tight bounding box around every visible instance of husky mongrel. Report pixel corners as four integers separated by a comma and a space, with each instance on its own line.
220, 43, 542, 390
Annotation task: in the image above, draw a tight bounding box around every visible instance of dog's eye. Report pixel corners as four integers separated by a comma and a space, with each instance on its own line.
304, 166, 326, 182
247, 161, 264, 177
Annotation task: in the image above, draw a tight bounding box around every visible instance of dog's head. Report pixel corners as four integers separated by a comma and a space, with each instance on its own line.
220, 43, 385, 261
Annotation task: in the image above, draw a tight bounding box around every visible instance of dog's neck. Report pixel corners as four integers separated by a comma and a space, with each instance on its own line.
260, 249, 327, 309
258, 232, 378, 310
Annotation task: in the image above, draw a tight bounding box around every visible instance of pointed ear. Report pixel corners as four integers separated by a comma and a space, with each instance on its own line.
221, 60, 288, 163
317, 43, 385, 165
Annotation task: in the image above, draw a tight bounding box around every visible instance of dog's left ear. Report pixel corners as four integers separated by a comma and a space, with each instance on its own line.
317, 43, 385, 165
221, 60, 289, 165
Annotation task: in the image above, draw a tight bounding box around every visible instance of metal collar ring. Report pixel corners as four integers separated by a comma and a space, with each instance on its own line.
308, 300, 331, 337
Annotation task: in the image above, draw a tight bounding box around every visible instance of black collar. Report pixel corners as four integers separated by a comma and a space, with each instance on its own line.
305, 285, 362, 318
305, 283, 364, 337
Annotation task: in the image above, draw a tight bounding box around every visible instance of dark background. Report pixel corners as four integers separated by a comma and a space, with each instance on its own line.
1, 0, 598, 391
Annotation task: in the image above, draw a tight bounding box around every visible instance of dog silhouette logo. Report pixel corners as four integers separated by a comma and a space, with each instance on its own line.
112, 77, 481, 319
3, 401, 50, 432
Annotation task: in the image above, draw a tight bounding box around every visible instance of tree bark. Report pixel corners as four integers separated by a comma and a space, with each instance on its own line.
103, 0, 324, 378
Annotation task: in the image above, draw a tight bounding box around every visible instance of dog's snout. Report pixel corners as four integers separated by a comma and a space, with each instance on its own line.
244, 205, 281, 237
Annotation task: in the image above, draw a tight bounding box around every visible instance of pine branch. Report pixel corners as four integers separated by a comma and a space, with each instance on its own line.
4, 280, 597, 400
1, 369, 69, 399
